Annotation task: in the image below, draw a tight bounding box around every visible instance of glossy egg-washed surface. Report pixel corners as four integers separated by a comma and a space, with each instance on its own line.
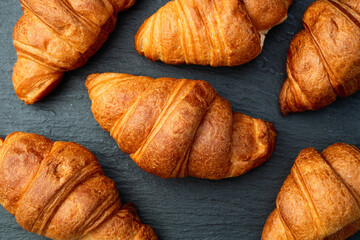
0, 0, 359, 239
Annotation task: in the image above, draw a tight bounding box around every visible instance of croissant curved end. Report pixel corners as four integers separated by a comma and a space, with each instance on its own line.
12, 59, 64, 105
0, 138, 3, 148
261, 209, 287, 240
134, 17, 155, 61
279, 76, 320, 116
266, 122, 277, 151
85, 73, 102, 89
279, 79, 291, 116
14, 77, 63, 105
134, 23, 145, 56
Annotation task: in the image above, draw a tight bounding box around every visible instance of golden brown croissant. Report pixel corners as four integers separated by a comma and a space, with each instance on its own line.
262, 143, 360, 240
0, 132, 157, 240
85, 73, 277, 179
12, 0, 136, 104
135, 0, 293, 67
279, 0, 360, 115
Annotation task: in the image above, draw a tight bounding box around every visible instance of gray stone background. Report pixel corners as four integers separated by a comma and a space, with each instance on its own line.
0, 0, 359, 239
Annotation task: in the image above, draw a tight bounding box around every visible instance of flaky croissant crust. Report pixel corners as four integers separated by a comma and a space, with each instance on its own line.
86, 73, 277, 179
0, 132, 157, 240
262, 143, 360, 240
279, 0, 360, 115
135, 0, 293, 67
12, 0, 136, 104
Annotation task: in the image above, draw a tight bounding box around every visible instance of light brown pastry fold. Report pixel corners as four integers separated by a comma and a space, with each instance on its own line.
85, 73, 277, 179
0, 132, 157, 240
262, 143, 360, 240
279, 0, 360, 115
135, 0, 293, 67
12, 0, 136, 104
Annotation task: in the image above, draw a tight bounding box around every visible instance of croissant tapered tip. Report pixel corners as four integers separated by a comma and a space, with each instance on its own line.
279, 78, 291, 117
0, 138, 4, 147
135, 18, 152, 59
85, 73, 101, 90
262, 121, 277, 154
120, 203, 137, 213
134, 25, 144, 56
14, 75, 63, 105
136, 224, 158, 240
122, 203, 158, 240
262, 209, 287, 240
267, 121, 278, 144
12, 58, 64, 105
264, 121, 277, 162
279, 101, 289, 117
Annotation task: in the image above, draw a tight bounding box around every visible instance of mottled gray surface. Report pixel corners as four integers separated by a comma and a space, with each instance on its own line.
0, 0, 359, 239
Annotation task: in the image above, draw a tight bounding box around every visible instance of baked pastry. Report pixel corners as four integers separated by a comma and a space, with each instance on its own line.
12, 0, 136, 104
279, 0, 360, 115
262, 143, 360, 240
0, 132, 157, 240
85, 73, 277, 179
135, 0, 293, 66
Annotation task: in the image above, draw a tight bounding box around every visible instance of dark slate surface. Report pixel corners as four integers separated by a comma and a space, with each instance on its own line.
0, 0, 359, 239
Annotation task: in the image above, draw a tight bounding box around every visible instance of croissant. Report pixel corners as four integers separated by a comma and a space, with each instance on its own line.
134, 0, 293, 67
85, 73, 277, 179
279, 0, 360, 115
12, 0, 136, 104
0, 132, 157, 240
262, 143, 360, 240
